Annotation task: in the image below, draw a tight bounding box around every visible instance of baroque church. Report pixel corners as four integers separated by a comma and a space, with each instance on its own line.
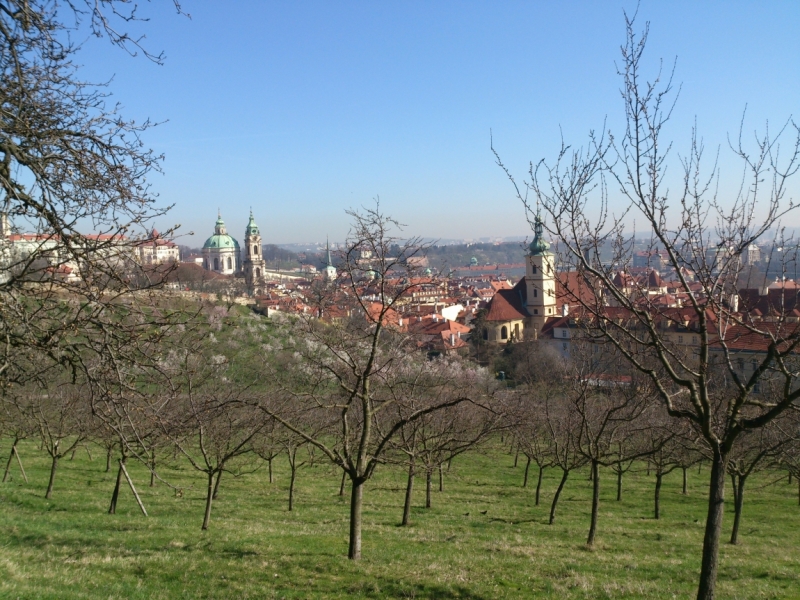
482, 213, 572, 343
202, 211, 266, 294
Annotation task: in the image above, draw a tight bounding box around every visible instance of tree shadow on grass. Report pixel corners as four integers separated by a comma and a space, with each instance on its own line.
354, 577, 492, 599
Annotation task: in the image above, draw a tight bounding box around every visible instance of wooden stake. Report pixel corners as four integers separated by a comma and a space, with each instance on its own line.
14, 446, 28, 483
119, 460, 148, 516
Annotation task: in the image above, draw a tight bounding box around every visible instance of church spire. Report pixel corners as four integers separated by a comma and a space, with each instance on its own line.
529, 211, 551, 256
323, 236, 337, 281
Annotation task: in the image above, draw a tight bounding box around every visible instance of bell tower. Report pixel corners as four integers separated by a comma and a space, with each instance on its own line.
243, 210, 265, 294
323, 237, 337, 281
525, 212, 556, 333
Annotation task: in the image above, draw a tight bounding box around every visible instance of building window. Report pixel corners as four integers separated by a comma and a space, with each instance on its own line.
256, 268, 261, 278
533, 309, 538, 314
253, 245, 258, 256
483, 328, 488, 341
562, 329, 567, 338
693, 336, 698, 344
678, 335, 684, 343
227, 257, 232, 270
533, 289, 538, 298
203, 259, 208, 269
214, 257, 219, 271
501, 326, 508, 340
532, 264, 537, 274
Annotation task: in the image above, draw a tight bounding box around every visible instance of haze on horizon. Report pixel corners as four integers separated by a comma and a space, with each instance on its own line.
78, 1, 800, 245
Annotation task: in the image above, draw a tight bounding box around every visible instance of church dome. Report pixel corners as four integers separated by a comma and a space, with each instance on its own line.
203, 215, 240, 250
245, 211, 260, 236
528, 213, 552, 256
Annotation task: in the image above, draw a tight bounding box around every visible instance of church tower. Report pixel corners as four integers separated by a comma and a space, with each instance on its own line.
243, 211, 265, 294
323, 237, 337, 281
525, 212, 556, 334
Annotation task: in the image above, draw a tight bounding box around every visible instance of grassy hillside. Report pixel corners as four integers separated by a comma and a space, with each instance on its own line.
1, 441, 799, 599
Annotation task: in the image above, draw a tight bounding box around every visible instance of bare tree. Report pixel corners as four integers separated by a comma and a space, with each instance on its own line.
567, 343, 650, 546
725, 415, 796, 544
0, 1, 192, 428
391, 389, 499, 525
542, 390, 587, 526
13, 383, 89, 498
154, 351, 264, 530
258, 204, 494, 559
495, 12, 800, 599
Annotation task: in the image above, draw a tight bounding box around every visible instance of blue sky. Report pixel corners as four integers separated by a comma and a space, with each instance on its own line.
79, 1, 800, 245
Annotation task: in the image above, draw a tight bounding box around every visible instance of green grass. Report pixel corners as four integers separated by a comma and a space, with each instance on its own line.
1, 443, 799, 599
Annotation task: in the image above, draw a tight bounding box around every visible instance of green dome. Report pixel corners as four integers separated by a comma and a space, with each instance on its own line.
245, 211, 260, 236
203, 234, 240, 249
203, 214, 240, 249
529, 213, 552, 256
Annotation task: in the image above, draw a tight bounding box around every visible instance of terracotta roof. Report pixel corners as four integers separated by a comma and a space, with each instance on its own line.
484, 283, 528, 322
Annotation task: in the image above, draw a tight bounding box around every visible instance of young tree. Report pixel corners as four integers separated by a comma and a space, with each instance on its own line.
392, 390, 499, 524
567, 344, 650, 546
259, 204, 495, 559
542, 389, 587, 526
163, 375, 263, 531
725, 416, 795, 544
495, 13, 800, 599
14, 383, 89, 499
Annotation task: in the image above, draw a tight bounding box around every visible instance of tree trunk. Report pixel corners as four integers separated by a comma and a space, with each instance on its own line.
149, 451, 156, 487
212, 469, 223, 500
425, 469, 432, 508
3, 443, 16, 482
3, 440, 22, 483
616, 467, 623, 501
70, 447, 77, 461
268, 457, 274, 484
438, 463, 443, 492
549, 469, 569, 525
513, 448, 519, 467
105, 446, 112, 473
108, 458, 125, 514
729, 474, 746, 545
535, 465, 544, 506
45, 454, 59, 499
288, 462, 297, 511
654, 469, 663, 520
348, 478, 363, 560
696, 450, 729, 600
587, 460, 600, 546
523, 456, 531, 488
338, 470, 346, 496
683, 467, 688, 495
202, 471, 215, 530
401, 461, 414, 526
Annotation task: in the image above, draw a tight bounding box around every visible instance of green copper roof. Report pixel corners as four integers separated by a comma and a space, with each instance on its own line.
203, 213, 240, 249
529, 212, 552, 256
245, 211, 260, 236
203, 234, 240, 249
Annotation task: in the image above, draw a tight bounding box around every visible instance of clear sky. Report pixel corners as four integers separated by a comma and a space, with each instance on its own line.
78, 1, 800, 246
